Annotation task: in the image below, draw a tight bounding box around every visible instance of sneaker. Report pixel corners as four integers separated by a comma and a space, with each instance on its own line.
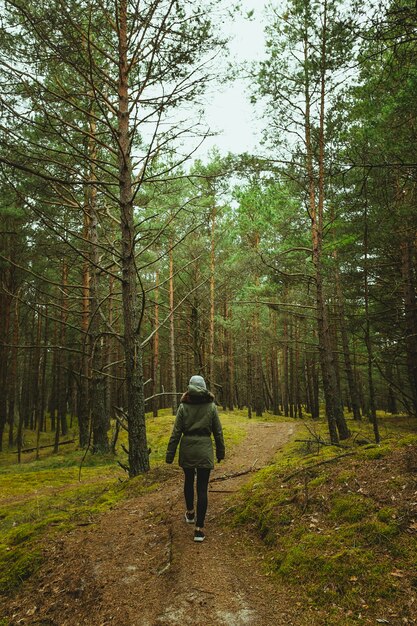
185, 510, 195, 524
194, 528, 205, 542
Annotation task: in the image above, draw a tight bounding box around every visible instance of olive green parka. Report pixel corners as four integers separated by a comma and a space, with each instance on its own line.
165, 383, 225, 469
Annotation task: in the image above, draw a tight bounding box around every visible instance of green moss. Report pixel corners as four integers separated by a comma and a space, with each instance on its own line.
336, 470, 355, 484
398, 435, 417, 446
0, 545, 42, 594
357, 519, 399, 545
377, 507, 398, 523
358, 445, 391, 460
308, 475, 326, 488
330, 494, 373, 522
7, 524, 36, 546
274, 532, 396, 606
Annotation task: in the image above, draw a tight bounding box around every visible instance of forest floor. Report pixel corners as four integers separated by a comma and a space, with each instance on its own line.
1, 420, 304, 626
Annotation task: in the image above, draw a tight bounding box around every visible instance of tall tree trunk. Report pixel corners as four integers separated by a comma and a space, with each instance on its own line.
0, 284, 11, 451
106, 274, 116, 422
335, 267, 362, 420
304, 1, 349, 442
169, 236, 178, 415
34, 308, 43, 457
363, 202, 380, 443
209, 204, 216, 390
282, 307, 290, 417
152, 270, 160, 417
246, 331, 253, 419
227, 301, 235, 410
270, 310, 280, 415
294, 318, 303, 418
401, 238, 417, 414
39, 308, 49, 433
118, 0, 149, 474
78, 208, 91, 448
49, 323, 58, 432
8, 295, 19, 447
386, 362, 397, 414
88, 119, 108, 453
57, 260, 68, 437
253, 312, 263, 417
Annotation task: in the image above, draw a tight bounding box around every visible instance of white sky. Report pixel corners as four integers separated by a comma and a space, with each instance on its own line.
198, 1, 268, 157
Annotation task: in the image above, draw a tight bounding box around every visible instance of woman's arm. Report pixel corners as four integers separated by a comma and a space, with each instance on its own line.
212, 405, 225, 461
165, 405, 184, 464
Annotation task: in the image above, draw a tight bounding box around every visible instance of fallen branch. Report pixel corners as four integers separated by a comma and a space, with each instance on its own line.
282, 452, 356, 483
208, 489, 237, 493
295, 438, 348, 449
114, 414, 128, 432
210, 467, 256, 482
18, 439, 75, 454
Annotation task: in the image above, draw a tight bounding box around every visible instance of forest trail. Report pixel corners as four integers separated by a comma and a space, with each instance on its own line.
4, 421, 301, 626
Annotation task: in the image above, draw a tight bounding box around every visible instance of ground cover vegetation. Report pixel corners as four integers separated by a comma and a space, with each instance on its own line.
230, 414, 417, 624
0, 0, 416, 619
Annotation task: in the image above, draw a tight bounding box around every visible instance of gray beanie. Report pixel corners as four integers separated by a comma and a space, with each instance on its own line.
189, 375, 206, 389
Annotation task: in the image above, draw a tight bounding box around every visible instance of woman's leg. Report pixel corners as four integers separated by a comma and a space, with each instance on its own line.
183, 468, 195, 512
195, 468, 211, 527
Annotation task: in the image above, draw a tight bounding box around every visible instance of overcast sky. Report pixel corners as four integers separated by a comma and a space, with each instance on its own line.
198, 1, 268, 157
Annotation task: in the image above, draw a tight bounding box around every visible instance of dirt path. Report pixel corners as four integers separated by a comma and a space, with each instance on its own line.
3, 421, 299, 626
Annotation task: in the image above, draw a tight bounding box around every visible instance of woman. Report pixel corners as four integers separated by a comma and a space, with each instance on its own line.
165, 375, 225, 542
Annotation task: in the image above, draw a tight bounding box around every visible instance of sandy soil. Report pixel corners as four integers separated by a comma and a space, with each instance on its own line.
2, 421, 301, 626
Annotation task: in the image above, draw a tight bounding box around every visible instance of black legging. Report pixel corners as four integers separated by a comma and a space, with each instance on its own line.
183, 468, 211, 528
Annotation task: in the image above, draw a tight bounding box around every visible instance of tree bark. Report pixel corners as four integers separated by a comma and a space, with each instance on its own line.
363, 202, 380, 442
118, 0, 149, 475
401, 238, 417, 415
209, 204, 216, 389
169, 236, 178, 415
152, 270, 160, 417
78, 207, 91, 448
304, 0, 349, 442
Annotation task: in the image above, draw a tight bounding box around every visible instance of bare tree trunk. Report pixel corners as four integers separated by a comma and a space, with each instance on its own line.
253, 313, 263, 417
336, 271, 362, 421
118, 0, 149, 475
289, 320, 295, 417
39, 308, 49, 433
0, 284, 11, 451
152, 270, 160, 417
209, 204, 216, 389
8, 296, 19, 447
270, 310, 281, 415
304, 1, 349, 442
294, 318, 303, 418
34, 308, 43, 458
88, 119, 109, 453
401, 238, 417, 414
363, 203, 380, 443
78, 209, 91, 448
246, 331, 253, 419
227, 302, 235, 410
57, 260, 69, 437
49, 323, 58, 432
106, 274, 115, 421
282, 310, 290, 417
169, 237, 178, 415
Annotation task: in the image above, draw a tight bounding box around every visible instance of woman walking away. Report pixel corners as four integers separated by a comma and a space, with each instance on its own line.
166, 375, 225, 542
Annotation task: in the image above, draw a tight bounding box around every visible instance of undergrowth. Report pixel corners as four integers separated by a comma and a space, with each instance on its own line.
230, 412, 417, 625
